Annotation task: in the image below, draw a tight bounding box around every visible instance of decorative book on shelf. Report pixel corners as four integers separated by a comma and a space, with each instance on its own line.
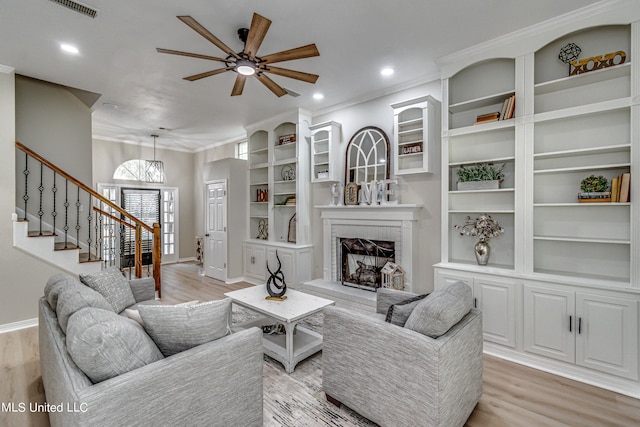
610, 173, 630, 202
473, 95, 515, 125
578, 192, 611, 203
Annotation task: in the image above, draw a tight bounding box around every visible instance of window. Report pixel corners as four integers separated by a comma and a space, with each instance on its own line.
236, 140, 248, 160
113, 160, 147, 181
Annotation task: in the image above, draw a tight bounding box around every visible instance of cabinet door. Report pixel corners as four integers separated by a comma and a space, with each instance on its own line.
244, 245, 266, 281
474, 278, 516, 347
523, 286, 575, 363
576, 293, 638, 380
434, 269, 473, 291
266, 248, 294, 287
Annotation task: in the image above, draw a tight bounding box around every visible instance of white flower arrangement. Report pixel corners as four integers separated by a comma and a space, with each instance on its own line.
454, 214, 504, 241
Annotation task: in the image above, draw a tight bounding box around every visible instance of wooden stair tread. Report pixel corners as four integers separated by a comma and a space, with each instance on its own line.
54, 242, 79, 251
28, 231, 57, 237
79, 253, 102, 263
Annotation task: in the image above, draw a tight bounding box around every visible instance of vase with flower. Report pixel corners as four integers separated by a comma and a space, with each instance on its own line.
454, 214, 504, 265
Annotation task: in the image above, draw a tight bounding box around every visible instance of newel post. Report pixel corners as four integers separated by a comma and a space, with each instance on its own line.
134, 224, 143, 279
153, 222, 162, 298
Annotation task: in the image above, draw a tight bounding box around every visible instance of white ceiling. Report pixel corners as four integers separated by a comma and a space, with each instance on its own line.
0, 0, 602, 151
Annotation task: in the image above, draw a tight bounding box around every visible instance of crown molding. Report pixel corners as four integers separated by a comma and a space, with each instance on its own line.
437, 0, 640, 78
0, 64, 15, 74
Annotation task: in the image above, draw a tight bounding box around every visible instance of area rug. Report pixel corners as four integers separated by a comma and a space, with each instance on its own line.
232, 305, 377, 427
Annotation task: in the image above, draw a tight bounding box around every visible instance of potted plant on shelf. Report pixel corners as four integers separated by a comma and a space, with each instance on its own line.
454, 214, 504, 265
456, 162, 505, 191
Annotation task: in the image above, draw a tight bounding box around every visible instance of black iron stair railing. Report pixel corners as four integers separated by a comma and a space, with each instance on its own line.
15, 141, 162, 297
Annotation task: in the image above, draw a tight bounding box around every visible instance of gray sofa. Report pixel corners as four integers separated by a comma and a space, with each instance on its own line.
39, 272, 264, 427
322, 284, 483, 427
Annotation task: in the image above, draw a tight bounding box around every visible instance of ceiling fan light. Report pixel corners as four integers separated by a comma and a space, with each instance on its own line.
236, 58, 256, 76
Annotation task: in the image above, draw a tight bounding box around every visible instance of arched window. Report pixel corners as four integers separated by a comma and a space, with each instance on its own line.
113, 159, 147, 181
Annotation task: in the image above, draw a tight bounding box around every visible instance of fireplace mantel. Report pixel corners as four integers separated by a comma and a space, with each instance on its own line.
316, 204, 422, 292
316, 204, 422, 221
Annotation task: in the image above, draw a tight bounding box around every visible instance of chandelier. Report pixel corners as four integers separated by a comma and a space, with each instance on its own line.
145, 134, 165, 183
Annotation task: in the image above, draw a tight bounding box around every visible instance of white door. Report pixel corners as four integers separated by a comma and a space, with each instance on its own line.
205, 181, 227, 281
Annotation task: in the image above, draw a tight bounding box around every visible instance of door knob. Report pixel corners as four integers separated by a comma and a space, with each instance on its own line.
205, 233, 210, 237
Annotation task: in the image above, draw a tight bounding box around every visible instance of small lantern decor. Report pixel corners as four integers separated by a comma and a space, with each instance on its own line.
381, 262, 405, 291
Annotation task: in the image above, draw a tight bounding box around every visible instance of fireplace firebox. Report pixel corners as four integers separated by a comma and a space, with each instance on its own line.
339, 238, 395, 291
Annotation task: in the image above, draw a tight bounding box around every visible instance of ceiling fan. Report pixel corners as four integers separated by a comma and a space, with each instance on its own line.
157, 13, 320, 97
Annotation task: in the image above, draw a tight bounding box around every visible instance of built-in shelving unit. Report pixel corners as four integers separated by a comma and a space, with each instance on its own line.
391, 95, 440, 175
244, 109, 313, 287
436, 9, 640, 398
310, 121, 342, 183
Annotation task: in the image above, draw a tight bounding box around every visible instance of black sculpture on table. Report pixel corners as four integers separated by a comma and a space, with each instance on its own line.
266, 250, 287, 300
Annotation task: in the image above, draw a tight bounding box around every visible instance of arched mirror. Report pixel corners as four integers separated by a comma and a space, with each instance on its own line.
344, 126, 390, 184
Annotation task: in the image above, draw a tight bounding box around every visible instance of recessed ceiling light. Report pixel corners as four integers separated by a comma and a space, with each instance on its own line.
313, 93, 324, 100
60, 44, 79, 54
381, 67, 395, 77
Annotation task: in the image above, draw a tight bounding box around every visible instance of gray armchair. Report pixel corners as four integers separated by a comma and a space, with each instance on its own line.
322, 286, 483, 427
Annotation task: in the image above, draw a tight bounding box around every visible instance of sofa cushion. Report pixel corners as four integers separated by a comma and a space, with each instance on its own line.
385, 293, 429, 327
66, 307, 164, 383
80, 267, 136, 313
138, 299, 231, 356
56, 282, 113, 333
44, 273, 77, 312
404, 281, 472, 338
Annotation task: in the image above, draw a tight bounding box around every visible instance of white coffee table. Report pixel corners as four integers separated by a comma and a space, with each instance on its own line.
224, 286, 334, 373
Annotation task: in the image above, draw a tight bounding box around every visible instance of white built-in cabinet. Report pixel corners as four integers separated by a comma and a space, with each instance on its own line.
243, 241, 312, 288
435, 270, 516, 348
244, 109, 313, 287
524, 284, 638, 380
436, 8, 640, 397
310, 121, 342, 183
391, 95, 440, 175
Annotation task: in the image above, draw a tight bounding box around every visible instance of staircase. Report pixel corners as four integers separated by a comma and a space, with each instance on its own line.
13, 141, 162, 295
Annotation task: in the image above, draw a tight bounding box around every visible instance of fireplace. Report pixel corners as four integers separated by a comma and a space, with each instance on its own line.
339, 238, 395, 291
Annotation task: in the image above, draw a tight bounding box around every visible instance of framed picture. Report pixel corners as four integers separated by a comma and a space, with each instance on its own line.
344, 182, 359, 205
288, 214, 297, 243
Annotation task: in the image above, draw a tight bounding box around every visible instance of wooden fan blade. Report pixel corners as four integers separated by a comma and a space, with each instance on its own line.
260, 44, 319, 64
244, 13, 271, 61
256, 73, 287, 97
184, 67, 233, 81
177, 16, 240, 59
231, 74, 247, 96
156, 48, 228, 63
262, 66, 319, 84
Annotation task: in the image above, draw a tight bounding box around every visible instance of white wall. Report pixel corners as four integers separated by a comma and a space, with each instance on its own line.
311, 81, 442, 294
1, 69, 64, 325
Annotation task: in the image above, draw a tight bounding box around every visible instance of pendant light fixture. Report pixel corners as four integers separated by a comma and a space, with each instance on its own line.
145, 134, 165, 183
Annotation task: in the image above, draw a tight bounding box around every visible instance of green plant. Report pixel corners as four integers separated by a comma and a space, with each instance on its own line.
456, 163, 505, 182
580, 175, 609, 193
454, 214, 505, 241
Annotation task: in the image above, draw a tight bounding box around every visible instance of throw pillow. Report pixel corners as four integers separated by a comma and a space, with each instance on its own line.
44, 273, 77, 311
138, 299, 231, 357
385, 293, 429, 327
55, 282, 113, 333
80, 267, 136, 313
404, 281, 472, 338
66, 307, 164, 383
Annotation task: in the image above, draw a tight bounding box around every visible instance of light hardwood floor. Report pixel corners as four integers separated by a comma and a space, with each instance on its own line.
1, 262, 639, 427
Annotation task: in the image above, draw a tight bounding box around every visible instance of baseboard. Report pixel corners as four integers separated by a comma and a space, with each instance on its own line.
0, 318, 37, 334
178, 257, 197, 263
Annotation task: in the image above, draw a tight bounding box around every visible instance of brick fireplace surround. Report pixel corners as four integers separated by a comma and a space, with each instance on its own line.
302, 204, 421, 312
